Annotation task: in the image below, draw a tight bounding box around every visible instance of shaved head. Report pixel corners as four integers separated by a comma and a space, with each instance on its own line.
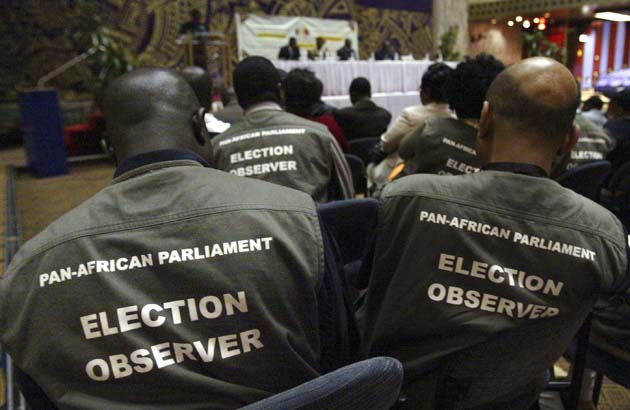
180, 66, 213, 109
104, 67, 210, 163
486, 57, 579, 145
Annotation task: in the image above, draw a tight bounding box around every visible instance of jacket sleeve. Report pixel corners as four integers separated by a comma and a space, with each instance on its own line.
381, 109, 413, 153
399, 121, 427, 161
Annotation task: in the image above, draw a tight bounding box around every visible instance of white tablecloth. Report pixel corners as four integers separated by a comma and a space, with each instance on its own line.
322, 92, 420, 123
274, 60, 444, 96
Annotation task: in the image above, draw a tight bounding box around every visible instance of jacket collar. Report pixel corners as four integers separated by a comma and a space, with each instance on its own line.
113, 149, 209, 181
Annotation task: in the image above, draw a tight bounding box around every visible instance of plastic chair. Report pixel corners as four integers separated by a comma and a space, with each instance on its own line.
344, 154, 367, 196
556, 161, 611, 201
349, 137, 380, 165
317, 199, 378, 288
240, 357, 403, 410
605, 161, 630, 229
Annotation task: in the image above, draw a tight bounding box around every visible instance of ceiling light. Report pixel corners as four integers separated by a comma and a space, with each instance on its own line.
491, 18, 497, 24
594, 12, 630, 22
544, 12, 551, 18
515, 16, 523, 22
537, 23, 546, 30
523, 20, 531, 29
579, 34, 589, 43
533, 17, 540, 23
507, 20, 514, 27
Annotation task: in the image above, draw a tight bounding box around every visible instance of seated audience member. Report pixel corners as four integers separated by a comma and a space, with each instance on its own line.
399, 54, 505, 177
550, 112, 615, 178
214, 86, 244, 124
359, 58, 629, 409
284, 68, 350, 152
605, 87, 630, 176
581, 95, 607, 127
374, 40, 395, 61
0, 68, 354, 409
334, 77, 391, 141
212, 57, 354, 202
337, 39, 357, 61
180, 66, 230, 134
310, 78, 337, 116
278, 37, 300, 61
368, 63, 454, 188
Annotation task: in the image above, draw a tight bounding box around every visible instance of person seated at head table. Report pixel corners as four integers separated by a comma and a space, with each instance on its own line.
334, 77, 392, 141
367, 62, 454, 190
359, 57, 630, 410
337, 39, 358, 61
397, 53, 505, 178
211, 57, 354, 203
283, 68, 350, 152
0, 67, 356, 410
278, 37, 301, 61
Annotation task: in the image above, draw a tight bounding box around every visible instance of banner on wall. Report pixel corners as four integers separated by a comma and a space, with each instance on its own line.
236, 14, 359, 61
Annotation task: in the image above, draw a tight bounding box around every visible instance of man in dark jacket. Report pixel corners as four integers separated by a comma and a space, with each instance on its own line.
334, 77, 392, 141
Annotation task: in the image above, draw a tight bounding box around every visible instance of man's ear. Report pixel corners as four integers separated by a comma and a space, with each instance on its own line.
558, 124, 579, 155
477, 101, 491, 141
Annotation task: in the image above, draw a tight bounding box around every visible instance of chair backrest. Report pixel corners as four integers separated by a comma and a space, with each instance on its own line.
556, 160, 611, 201
349, 137, 380, 164
317, 198, 378, 267
240, 357, 403, 410
344, 154, 367, 196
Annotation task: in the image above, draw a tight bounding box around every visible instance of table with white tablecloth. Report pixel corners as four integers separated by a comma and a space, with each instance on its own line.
274, 60, 450, 96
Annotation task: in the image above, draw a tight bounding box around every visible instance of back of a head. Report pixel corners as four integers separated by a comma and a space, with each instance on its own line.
284, 68, 321, 114
582, 95, 603, 112
103, 67, 205, 162
180, 66, 213, 109
233, 56, 281, 110
446, 53, 505, 119
486, 57, 580, 146
350, 77, 371, 99
421, 63, 453, 103
610, 88, 630, 113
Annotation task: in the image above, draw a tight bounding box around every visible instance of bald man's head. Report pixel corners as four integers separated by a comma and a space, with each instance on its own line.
180, 66, 213, 109
104, 67, 209, 163
486, 57, 580, 145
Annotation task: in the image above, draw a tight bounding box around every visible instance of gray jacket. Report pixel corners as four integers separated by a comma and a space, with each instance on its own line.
361, 169, 628, 408
211, 107, 354, 203
0, 160, 330, 410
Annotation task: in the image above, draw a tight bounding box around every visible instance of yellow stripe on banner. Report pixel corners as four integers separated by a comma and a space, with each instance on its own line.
320, 36, 344, 42
256, 33, 288, 39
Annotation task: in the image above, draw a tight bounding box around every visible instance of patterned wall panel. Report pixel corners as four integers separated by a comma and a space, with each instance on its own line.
0, 0, 432, 101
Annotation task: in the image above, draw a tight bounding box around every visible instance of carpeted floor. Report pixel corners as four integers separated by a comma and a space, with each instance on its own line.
1, 146, 629, 409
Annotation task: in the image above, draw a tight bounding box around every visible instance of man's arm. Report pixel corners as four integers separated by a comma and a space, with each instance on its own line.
381, 109, 414, 153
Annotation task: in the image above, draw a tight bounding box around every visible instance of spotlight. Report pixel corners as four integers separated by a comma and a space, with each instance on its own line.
544, 12, 551, 18
537, 23, 546, 30
579, 34, 589, 43
515, 16, 523, 22
508, 20, 514, 27
491, 18, 497, 24
523, 20, 531, 29
533, 17, 540, 23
